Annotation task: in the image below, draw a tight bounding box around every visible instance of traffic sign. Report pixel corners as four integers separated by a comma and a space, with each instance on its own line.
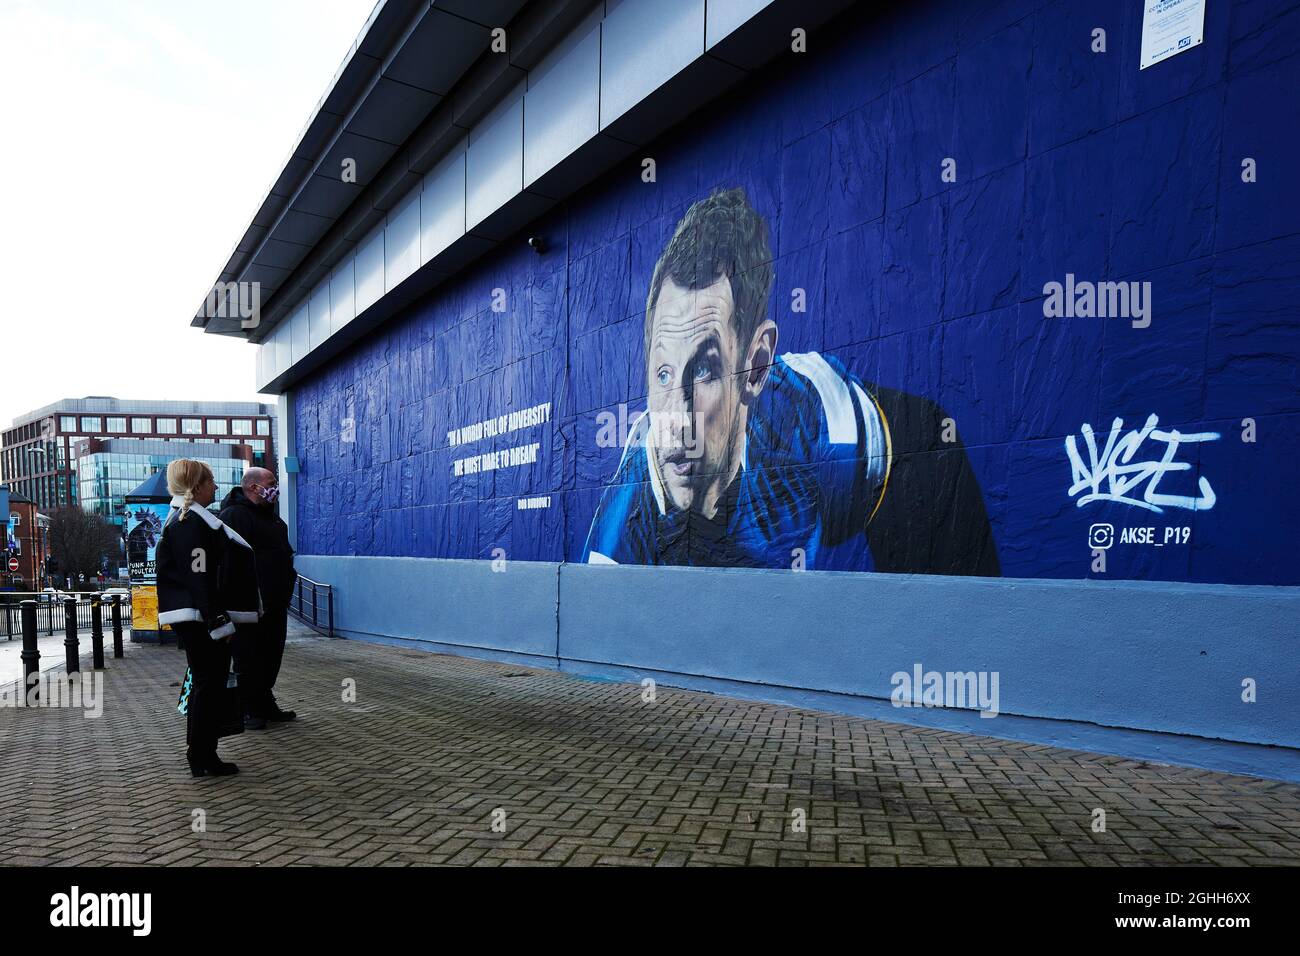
8, 558, 18, 572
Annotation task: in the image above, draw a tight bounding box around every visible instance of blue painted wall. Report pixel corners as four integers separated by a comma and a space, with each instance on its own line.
289, 1, 1300, 777
294, 0, 1300, 586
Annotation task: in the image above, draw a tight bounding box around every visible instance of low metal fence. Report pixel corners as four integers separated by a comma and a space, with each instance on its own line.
1, 593, 131, 639
288, 574, 335, 638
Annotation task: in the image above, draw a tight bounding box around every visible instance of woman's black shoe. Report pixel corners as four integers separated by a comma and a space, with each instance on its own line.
206, 759, 239, 776
187, 750, 213, 777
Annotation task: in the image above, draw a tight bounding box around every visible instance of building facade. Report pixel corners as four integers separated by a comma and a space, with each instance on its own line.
1, 397, 275, 514
2, 487, 49, 590
194, 0, 1300, 779
74, 439, 255, 527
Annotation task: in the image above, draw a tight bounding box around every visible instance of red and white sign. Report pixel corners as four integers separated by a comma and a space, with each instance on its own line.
7, 557, 19, 572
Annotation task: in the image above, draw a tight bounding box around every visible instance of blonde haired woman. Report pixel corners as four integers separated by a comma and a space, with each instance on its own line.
155, 460, 261, 776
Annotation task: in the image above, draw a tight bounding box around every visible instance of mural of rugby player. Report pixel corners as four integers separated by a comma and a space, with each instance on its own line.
582, 187, 999, 575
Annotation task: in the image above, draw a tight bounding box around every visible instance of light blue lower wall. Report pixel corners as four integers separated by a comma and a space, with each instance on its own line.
295, 554, 1300, 782
298, 554, 558, 661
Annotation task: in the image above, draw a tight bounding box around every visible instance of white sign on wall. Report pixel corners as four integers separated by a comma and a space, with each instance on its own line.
1140, 0, 1207, 69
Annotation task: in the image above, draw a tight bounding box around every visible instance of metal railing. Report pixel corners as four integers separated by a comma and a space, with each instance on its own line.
288, 574, 334, 638
1, 592, 131, 639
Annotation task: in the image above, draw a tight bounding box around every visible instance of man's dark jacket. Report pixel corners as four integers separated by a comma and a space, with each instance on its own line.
219, 487, 296, 611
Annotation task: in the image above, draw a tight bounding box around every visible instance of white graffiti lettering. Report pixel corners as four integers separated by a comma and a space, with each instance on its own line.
1065, 414, 1219, 513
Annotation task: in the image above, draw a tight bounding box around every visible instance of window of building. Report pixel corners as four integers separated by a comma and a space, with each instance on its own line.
181, 419, 202, 435
206, 419, 228, 435
106, 417, 126, 432
220, 439, 240, 445
193, 438, 214, 444
80, 416, 101, 432
59, 416, 76, 431
256, 419, 270, 436
249, 440, 266, 452
131, 418, 152, 434
157, 418, 177, 434
232, 419, 252, 435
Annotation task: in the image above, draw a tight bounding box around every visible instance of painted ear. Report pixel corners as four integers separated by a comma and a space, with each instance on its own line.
743, 321, 779, 399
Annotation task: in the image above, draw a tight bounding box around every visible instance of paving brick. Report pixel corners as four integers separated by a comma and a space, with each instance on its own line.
2, 621, 1299, 867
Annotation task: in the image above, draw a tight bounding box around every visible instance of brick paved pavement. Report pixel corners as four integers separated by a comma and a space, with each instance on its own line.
2, 623, 1299, 867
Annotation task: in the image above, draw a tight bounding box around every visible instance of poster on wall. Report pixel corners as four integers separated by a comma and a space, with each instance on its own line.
131, 585, 160, 631
1140, 0, 1206, 69
123, 502, 168, 583
123, 499, 170, 636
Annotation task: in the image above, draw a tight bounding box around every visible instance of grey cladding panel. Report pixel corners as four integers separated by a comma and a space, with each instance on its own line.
383, 8, 490, 95
345, 76, 443, 146
273, 209, 335, 248
316, 130, 401, 188
290, 175, 365, 220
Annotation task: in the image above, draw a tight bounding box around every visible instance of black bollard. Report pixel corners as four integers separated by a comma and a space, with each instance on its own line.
111, 595, 124, 659
20, 601, 39, 702
91, 597, 105, 669
63, 596, 79, 675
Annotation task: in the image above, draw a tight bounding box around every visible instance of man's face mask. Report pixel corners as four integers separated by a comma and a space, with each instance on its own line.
259, 484, 280, 504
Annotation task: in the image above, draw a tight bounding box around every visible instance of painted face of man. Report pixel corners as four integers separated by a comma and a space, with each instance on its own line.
647, 275, 746, 518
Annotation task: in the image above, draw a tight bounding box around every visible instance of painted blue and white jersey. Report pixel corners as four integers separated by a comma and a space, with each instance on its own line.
582, 351, 892, 569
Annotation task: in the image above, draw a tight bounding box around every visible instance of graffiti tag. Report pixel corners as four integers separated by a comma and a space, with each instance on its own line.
1066, 414, 1219, 513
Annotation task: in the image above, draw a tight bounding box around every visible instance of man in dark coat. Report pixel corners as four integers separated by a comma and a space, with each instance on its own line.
220, 468, 297, 727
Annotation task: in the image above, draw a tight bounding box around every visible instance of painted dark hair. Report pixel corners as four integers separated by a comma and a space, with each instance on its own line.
644, 187, 774, 365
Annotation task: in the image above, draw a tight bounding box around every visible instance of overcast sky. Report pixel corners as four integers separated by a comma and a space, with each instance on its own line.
0, 0, 378, 427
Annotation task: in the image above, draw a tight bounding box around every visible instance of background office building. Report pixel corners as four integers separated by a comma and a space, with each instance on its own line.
1, 397, 275, 513
74, 439, 257, 527
193, 0, 1300, 780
